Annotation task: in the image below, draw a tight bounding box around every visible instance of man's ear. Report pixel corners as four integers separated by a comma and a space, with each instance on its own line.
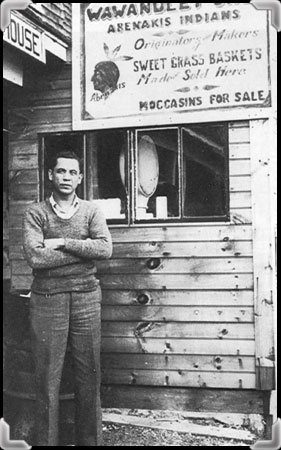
48, 169, 53, 181
78, 173, 83, 185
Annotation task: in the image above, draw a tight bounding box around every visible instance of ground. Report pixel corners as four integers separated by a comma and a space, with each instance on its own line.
101, 408, 262, 447
5, 402, 264, 446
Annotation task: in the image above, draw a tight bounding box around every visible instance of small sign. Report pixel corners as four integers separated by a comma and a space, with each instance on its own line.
72, 3, 272, 130
3, 12, 45, 63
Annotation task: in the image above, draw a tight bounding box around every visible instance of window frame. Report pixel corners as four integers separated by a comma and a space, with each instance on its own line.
39, 121, 230, 225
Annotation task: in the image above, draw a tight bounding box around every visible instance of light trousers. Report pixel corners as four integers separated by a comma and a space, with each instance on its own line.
30, 288, 102, 446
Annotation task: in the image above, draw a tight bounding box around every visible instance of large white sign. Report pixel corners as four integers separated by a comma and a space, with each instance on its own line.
72, 3, 271, 130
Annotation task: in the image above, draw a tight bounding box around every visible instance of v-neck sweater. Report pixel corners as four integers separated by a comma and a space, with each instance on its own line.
23, 198, 112, 294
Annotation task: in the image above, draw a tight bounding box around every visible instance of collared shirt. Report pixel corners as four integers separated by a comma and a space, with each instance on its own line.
49, 193, 80, 219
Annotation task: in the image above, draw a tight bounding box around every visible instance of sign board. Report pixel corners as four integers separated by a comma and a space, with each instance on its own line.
72, 3, 272, 130
3, 11, 45, 63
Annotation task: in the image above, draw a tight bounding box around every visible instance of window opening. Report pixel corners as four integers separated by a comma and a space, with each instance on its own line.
86, 129, 128, 221
135, 128, 180, 221
182, 124, 228, 219
40, 122, 229, 224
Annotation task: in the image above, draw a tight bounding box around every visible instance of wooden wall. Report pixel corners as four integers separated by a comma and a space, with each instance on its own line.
7, 61, 256, 391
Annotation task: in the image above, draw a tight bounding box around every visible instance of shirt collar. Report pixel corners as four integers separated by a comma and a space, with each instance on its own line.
50, 193, 79, 208
49, 193, 80, 219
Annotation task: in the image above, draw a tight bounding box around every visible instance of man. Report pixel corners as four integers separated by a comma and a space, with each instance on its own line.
23, 150, 112, 446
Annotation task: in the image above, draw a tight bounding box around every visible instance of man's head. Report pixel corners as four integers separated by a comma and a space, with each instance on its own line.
48, 151, 83, 197
91, 61, 120, 94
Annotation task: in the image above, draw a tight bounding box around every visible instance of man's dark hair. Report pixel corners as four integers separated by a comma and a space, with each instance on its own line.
48, 151, 83, 173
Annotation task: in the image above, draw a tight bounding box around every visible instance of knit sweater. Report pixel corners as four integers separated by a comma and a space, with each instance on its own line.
23, 198, 112, 294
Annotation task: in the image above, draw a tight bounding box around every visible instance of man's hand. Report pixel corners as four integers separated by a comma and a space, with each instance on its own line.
44, 238, 65, 250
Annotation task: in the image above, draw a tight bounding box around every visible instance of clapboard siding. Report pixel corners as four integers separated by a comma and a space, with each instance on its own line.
7, 61, 255, 389
101, 354, 255, 371
101, 338, 255, 355
109, 224, 252, 242
98, 257, 253, 274
101, 306, 254, 322
99, 274, 253, 290
102, 290, 254, 306
110, 241, 253, 258
13, 257, 252, 275
24, 3, 72, 43
101, 322, 255, 339
101, 370, 256, 389
9, 369, 255, 392
99, 121, 255, 388
230, 176, 251, 192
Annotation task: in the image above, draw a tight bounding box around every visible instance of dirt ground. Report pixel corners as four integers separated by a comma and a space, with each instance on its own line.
6, 404, 263, 446
103, 423, 253, 447
101, 408, 261, 447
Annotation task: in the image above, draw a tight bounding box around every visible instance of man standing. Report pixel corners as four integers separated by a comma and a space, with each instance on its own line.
23, 150, 112, 446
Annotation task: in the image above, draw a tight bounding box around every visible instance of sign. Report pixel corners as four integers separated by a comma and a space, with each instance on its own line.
3, 12, 45, 63
72, 3, 271, 130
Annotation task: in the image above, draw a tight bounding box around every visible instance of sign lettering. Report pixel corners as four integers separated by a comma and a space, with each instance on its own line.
3, 13, 45, 63
72, 3, 271, 129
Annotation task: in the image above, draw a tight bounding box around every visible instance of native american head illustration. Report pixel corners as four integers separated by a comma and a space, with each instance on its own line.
91, 43, 132, 98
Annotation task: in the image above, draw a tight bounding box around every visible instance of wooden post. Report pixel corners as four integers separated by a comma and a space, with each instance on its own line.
250, 119, 276, 392
85, 132, 99, 200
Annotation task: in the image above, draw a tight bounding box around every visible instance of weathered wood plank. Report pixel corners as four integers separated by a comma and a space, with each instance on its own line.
10, 275, 33, 291
229, 144, 250, 159
230, 192, 252, 209
101, 290, 254, 306
9, 184, 38, 201
28, 89, 72, 103
101, 385, 265, 414
101, 321, 255, 339
6, 348, 255, 372
11, 261, 32, 275
229, 121, 249, 129
99, 273, 254, 290
3, 238, 10, 280
97, 257, 253, 274
8, 123, 72, 141
9, 154, 38, 171
101, 306, 254, 322
9, 201, 36, 216
230, 209, 252, 224
9, 246, 25, 260
101, 412, 256, 441
9, 106, 72, 125
229, 159, 252, 176
101, 369, 256, 389
9, 237, 254, 257
9, 141, 38, 155
9, 256, 254, 275
101, 353, 256, 372
109, 225, 252, 242
9, 169, 38, 185
101, 337, 255, 355
250, 119, 276, 390
229, 125, 250, 144
110, 241, 253, 258
9, 217, 25, 229
5, 369, 256, 398
229, 176, 251, 192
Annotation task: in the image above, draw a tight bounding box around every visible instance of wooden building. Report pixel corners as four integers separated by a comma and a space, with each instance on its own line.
3, 2, 277, 439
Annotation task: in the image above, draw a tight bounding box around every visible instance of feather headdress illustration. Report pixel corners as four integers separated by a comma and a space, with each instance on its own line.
91, 43, 133, 99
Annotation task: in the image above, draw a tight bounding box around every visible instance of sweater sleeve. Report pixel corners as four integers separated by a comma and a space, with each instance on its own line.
23, 207, 82, 270
64, 204, 112, 260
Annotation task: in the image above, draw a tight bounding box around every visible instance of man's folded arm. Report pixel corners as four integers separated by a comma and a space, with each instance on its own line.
23, 210, 82, 269
64, 207, 112, 260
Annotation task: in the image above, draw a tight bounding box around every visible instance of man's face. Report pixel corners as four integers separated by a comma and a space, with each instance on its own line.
92, 67, 107, 93
48, 158, 83, 196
